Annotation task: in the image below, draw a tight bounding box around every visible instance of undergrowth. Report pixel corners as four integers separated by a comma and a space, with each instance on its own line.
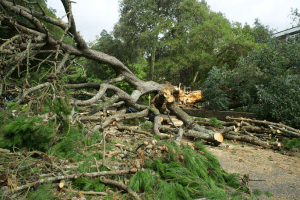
210, 117, 223, 128
282, 138, 300, 151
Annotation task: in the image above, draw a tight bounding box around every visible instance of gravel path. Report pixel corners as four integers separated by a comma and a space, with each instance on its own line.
205, 142, 300, 200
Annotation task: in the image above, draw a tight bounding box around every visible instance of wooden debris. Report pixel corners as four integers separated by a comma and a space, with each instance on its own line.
115, 122, 152, 136
99, 176, 141, 200
224, 134, 281, 150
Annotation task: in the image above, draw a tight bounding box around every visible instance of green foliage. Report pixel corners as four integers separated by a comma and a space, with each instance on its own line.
210, 117, 222, 128
123, 118, 145, 125
253, 189, 262, 196
202, 36, 300, 128
48, 125, 84, 158
73, 177, 105, 192
265, 191, 273, 198
290, 8, 300, 27
27, 184, 55, 200
83, 30, 146, 94
194, 117, 204, 121
114, 0, 260, 86
129, 141, 242, 199
0, 115, 55, 152
282, 138, 300, 151
128, 170, 156, 192
140, 122, 153, 131
201, 66, 231, 111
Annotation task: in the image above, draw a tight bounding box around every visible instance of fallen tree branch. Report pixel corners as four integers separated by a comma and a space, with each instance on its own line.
115, 123, 153, 137
223, 134, 281, 150
158, 126, 223, 143
226, 117, 300, 134
2, 169, 130, 195
269, 125, 300, 138
99, 176, 141, 200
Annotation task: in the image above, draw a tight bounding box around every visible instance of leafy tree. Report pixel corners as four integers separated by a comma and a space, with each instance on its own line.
202, 36, 300, 128
115, 0, 178, 80
155, 3, 260, 88
290, 8, 300, 27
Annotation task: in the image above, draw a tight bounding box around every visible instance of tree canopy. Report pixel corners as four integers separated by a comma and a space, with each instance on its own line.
114, 0, 262, 88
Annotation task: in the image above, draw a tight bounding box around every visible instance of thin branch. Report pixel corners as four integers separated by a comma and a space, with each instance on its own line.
99, 176, 141, 200
19, 0, 46, 15
17, 82, 51, 104
116, 122, 153, 137
2, 169, 130, 195
64, 75, 125, 89
56, 52, 70, 74
0, 34, 20, 51
61, 0, 88, 50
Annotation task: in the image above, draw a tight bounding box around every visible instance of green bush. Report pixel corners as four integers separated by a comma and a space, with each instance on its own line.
202, 37, 300, 128
0, 115, 55, 152
257, 76, 300, 128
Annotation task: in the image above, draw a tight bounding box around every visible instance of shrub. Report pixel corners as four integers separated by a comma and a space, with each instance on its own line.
202, 37, 300, 128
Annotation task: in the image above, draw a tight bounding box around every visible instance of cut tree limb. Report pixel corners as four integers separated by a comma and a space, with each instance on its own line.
2, 169, 130, 195
223, 134, 281, 150
226, 117, 300, 134
99, 176, 141, 200
268, 125, 300, 138
158, 126, 223, 143
115, 123, 152, 137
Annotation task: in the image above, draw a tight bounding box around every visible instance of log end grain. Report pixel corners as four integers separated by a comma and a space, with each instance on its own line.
214, 132, 224, 143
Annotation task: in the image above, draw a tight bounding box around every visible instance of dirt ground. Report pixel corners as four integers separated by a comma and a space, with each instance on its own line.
205, 141, 300, 200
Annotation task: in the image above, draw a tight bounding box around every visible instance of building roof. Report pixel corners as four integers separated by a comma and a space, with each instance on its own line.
273, 26, 300, 38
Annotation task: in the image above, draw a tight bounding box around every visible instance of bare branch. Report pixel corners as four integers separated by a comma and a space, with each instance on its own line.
0, 34, 20, 51
60, 0, 88, 50
19, 0, 46, 15
2, 169, 130, 195
56, 52, 70, 74
64, 75, 125, 89
99, 176, 141, 200
17, 82, 51, 104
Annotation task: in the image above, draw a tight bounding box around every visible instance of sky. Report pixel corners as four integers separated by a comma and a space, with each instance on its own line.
47, 0, 299, 42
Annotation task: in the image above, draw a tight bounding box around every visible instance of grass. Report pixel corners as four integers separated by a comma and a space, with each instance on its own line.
253, 189, 261, 196
123, 118, 145, 125
265, 191, 272, 197
141, 122, 153, 131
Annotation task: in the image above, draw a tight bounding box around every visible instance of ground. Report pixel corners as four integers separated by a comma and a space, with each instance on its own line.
205, 141, 300, 200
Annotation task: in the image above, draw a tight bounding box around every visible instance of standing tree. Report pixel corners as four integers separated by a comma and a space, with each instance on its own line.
0, 0, 223, 144
115, 0, 261, 88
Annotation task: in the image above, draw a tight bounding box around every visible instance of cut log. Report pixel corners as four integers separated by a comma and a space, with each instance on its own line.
241, 126, 262, 133
219, 126, 237, 135
224, 134, 281, 150
158, 126, 223, 143
162, 82, 202, 105
226, 117, 300, 134
58, 180, 65, 189
185, 130, 223, 143
269, 125, 300, 138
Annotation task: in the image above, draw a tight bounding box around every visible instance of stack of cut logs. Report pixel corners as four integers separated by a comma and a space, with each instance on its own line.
161, 82, 202, 107
193, 116, 300, 150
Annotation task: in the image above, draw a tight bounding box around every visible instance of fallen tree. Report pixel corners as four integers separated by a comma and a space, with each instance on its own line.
0, 0, 222, 144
